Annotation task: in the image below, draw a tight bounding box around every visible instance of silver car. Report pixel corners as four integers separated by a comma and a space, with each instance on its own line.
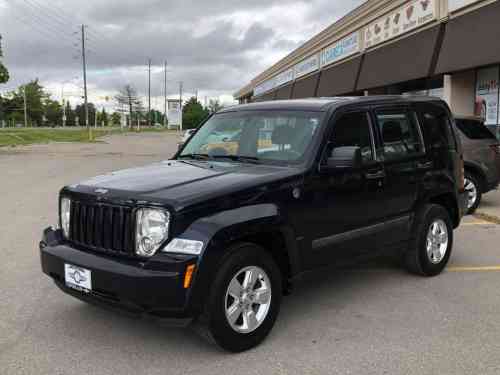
455, 116, 500, 214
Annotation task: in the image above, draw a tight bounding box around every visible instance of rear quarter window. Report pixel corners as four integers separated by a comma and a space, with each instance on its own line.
417, 105, 454, 150
455, 119, 496, 140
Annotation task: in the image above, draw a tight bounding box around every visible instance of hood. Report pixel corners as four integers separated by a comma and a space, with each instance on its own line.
66, 160, 303, 210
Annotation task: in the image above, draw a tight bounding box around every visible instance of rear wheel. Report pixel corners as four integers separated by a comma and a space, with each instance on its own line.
464, 171, 482, 214
197, 243, 282, 352
405, 204, 453, 276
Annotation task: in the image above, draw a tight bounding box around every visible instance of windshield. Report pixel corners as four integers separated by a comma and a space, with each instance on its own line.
178, 111, 323, 163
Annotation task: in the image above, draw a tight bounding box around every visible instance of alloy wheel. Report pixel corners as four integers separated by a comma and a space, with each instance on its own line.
464, 177, 478, 210
426, 219, 449, 264
224, 266, 272, 334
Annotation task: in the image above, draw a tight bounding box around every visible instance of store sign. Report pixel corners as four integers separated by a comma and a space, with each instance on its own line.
294, 54, 320, 79
364, 0, 436, 48
320, 32, 360, 67
275, 68, 294, 88
449, 0, 481, 12
254, 78, 276, 96
167, 100, 183, 128
475, 66, 499, 125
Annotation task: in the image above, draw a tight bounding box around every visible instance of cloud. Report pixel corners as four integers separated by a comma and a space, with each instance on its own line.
0, 0, 365, 107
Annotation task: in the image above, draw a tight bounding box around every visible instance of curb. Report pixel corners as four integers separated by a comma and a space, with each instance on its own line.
474, 212, 500, 225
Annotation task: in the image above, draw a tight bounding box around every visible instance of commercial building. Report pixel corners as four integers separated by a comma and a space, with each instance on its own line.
234, 0, 500, 133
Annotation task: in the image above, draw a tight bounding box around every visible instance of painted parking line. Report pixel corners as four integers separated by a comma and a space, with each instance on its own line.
460, 221, 494, 226
448, 266, 500, 272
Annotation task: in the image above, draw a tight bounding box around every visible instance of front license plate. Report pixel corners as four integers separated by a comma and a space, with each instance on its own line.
65, 264, 92, 293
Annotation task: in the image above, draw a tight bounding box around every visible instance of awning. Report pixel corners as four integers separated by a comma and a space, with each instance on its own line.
317, 56, 362, 97
357, 25, 440, 90
292, 73, 320, 99
436, 1, 500, 74
275, 84, 293, 100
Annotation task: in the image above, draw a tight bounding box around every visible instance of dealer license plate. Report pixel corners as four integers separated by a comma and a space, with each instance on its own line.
64, 264, 92, 293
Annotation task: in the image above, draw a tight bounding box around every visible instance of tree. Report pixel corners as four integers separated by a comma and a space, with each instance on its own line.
114, 85, 141, 127
45, 99, 63, 126
0, 34, 9, 84
65, 101, 76, 127
208, 99, 223, 114
97, 108, 108, 127
183, 97, 209, 129
11, 80, 49, 126
147, 109, 165, 126
110, 112, 121, 127
75, 103, 96, 127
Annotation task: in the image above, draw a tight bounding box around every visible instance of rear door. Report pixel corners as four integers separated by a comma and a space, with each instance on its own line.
371, 106, 425, 245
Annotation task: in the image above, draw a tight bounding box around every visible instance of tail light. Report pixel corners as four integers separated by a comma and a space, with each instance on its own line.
490, 144, 500, 155
459, 157, 465, 192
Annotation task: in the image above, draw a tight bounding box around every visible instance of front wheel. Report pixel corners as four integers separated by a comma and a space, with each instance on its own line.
405, 204, 453, 276
197, 243, 282, 352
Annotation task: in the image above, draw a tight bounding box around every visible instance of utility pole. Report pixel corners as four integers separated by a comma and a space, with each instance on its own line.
195, 89, 198, 101
81, 24, 90, 138
148, 58, 152, 126
163, 61, 167, 128
179, 81, 183, 131
23, 86, 28, 128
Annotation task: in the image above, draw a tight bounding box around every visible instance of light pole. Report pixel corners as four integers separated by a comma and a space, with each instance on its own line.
61, 78, 78, 127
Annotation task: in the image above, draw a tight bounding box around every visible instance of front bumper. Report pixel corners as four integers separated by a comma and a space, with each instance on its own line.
40, 227, 197, 326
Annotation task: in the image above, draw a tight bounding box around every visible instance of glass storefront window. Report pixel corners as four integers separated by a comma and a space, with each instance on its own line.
475, 66, 499, 126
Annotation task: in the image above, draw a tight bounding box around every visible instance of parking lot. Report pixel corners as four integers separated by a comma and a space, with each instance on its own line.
1, 131, 500, 375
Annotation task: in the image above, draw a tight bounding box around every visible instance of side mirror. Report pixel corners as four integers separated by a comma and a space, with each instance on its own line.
324, 146, 362, 171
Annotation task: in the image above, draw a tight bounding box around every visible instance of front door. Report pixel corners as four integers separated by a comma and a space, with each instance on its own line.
371, 106, 425, 246
302, 110, 387, 269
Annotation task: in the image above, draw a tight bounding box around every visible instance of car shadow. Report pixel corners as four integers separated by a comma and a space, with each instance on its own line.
61, 256, 408, 354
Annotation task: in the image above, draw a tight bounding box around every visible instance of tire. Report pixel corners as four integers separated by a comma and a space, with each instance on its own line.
405, 204, 453, 277
196, 243, 282, 352
464, 171, 482, 215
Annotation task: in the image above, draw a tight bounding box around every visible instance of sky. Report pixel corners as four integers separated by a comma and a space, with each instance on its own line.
0, 0, 365, 111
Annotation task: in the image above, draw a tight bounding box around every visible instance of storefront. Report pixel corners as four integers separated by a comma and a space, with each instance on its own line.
234, 0, 500, 137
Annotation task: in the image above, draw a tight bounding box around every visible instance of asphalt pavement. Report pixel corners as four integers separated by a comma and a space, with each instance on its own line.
1, 132, 500, 375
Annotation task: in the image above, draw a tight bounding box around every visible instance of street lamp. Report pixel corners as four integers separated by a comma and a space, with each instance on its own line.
61, 78, 78, 127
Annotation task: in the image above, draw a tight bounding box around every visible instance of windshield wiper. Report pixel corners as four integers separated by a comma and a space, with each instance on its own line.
178, 153, 211, 161
211, 155, 261, 164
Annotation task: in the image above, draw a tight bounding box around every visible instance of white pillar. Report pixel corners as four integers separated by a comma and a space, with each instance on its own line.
443, 70, 475, 117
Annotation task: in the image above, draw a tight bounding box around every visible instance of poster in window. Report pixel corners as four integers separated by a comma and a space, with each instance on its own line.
475, 67, 499, 125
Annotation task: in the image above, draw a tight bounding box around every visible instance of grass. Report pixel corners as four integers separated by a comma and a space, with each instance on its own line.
0, 126, 173, 147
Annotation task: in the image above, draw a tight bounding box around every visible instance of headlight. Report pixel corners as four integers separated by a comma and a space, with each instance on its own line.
163, 238, 204, 255
135, 208, 170, 257
60, 197, 71, 238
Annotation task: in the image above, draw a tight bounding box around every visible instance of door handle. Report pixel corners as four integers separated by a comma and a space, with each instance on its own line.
417, 161, 433, 170
365, 170, 386, 180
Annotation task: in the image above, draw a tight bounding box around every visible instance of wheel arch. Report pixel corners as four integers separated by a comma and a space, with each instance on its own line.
179, 204, 300, 315
427, 192, 460, 228
464, 161, 487, 193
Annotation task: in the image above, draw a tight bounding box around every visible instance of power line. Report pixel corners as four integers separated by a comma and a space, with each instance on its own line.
21, 0, 75, 30
6, 7, 78, 52
10, 1, 79, 46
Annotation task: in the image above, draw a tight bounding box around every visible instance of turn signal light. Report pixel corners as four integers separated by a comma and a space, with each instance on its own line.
184, 264, 196, 289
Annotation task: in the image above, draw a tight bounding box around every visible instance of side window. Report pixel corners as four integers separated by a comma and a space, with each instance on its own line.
418, 105, 452, 149
375, 109, 423, 161
330, 111, 374, 163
